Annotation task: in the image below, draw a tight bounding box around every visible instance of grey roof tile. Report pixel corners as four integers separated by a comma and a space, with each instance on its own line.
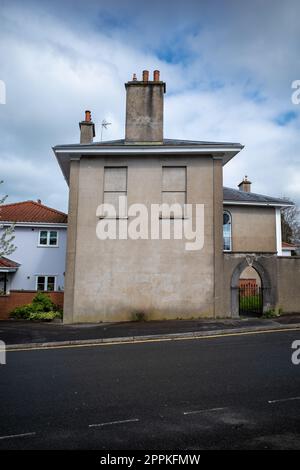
223, 187, 293, 205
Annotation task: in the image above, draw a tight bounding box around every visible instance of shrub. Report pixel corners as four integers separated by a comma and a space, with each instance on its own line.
28, 311, 62, 321
10, 304, 33, 319
10, 292, 62, 321
31, 292, 55, 311
262, 307, 282, 319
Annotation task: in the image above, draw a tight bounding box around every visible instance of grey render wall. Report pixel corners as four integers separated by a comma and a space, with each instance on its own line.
277, 257, 300, 312
65, 154, 221, 323
225, 205, 277, 252
1, 226, 67, 291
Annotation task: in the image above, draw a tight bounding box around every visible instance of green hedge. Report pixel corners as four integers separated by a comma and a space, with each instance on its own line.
10, 292, 63, 321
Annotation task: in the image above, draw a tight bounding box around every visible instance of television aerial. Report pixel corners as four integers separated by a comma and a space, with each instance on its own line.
101, 119, 112, 141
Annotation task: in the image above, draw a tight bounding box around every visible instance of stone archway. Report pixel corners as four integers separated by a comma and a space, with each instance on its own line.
230, 257, 275, 317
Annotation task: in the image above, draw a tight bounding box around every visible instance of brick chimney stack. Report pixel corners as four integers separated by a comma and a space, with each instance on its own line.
125, 70, 166, 144
238, 175, 252, 192
79, 110, 95, 144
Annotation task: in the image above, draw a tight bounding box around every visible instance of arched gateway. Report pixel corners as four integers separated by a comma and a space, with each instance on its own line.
230, 257, 275, 317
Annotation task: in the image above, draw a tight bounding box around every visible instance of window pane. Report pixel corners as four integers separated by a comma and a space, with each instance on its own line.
223, 212, 232, 250
104, 192, 127, 217
37, 276, 45, 291
49, 231, 58, 245
104, 167, 127, 191
223, 224, 231, 236
39, 231, 48, 245
223, 237, 231, 251
47, 277, 55, 291
223, 212, 230, 225
162, 167, 186, 191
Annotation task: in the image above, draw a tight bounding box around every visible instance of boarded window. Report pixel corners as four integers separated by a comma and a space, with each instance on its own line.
104, 167, 127, 217
162, 167, 186, 217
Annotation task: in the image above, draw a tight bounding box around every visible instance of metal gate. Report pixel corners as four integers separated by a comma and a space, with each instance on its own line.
239, 284, 263, 316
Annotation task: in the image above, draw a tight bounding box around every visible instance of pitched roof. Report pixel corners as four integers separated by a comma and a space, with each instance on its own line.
223, 187, 293, 206
0, 201, 68, 224
0, 257, 20, 269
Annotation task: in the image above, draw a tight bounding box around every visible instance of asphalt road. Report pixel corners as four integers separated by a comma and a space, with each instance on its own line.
2, 316, 295, 345
1, 330, 300, 450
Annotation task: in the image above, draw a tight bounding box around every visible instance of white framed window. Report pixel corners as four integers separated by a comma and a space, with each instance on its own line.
36, 275, 56, 291
161, 166, 187, 218
103, 167, 127, 217
38, 230, 58, 247
223, 210, 232, 251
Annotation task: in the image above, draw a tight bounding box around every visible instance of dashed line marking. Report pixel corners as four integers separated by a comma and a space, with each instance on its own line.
183, 407, 227, 415
0, 432, 36, 440
268, 396, 300, 404
89, 418, 139, 428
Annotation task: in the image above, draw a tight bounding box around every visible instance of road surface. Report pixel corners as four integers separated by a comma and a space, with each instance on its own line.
1, 329, 300, 449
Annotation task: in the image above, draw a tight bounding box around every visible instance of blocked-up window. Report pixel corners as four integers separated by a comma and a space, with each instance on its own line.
104, 167, 127, 217
162, 167, 186, 217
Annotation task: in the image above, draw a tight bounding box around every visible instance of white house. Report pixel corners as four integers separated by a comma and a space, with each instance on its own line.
281, 241, 297, 257
0, 200, 67, 295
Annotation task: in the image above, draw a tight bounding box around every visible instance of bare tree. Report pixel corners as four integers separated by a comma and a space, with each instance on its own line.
281, 204, 300, 245
0, 180, 16, 258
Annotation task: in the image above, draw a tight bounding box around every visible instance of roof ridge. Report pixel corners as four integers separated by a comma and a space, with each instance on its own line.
0, 200, 67, 217
28, 200, 67, 217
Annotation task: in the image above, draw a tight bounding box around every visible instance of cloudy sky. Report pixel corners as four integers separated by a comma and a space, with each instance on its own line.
0, 0, 299, 212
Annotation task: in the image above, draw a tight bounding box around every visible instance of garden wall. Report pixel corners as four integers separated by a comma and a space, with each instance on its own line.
277, 257, 300, 313
0, 291, 64, 320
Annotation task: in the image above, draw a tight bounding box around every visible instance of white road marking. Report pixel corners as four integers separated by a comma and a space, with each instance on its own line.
183, 407, 227, 415
0, 432, 36, 440
268, 396, 300, 404
89, 418, 139, 428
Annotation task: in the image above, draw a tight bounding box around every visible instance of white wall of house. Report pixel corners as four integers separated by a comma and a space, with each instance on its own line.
1, 224, 67, 291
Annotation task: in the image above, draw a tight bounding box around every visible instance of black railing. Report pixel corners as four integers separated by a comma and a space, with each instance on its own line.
239, 285, 263, 316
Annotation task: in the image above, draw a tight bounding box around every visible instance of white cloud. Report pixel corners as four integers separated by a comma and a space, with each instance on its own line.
0, 0, 299, 212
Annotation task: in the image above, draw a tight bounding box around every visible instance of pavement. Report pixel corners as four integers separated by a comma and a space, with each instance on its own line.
1, 314, 300, 349
1, 328, 300, 449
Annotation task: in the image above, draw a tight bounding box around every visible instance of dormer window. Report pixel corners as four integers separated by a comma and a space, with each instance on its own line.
223, 211, 232, 251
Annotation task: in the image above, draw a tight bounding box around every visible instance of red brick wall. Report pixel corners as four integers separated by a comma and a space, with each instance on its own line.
0, 291, 64, 320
